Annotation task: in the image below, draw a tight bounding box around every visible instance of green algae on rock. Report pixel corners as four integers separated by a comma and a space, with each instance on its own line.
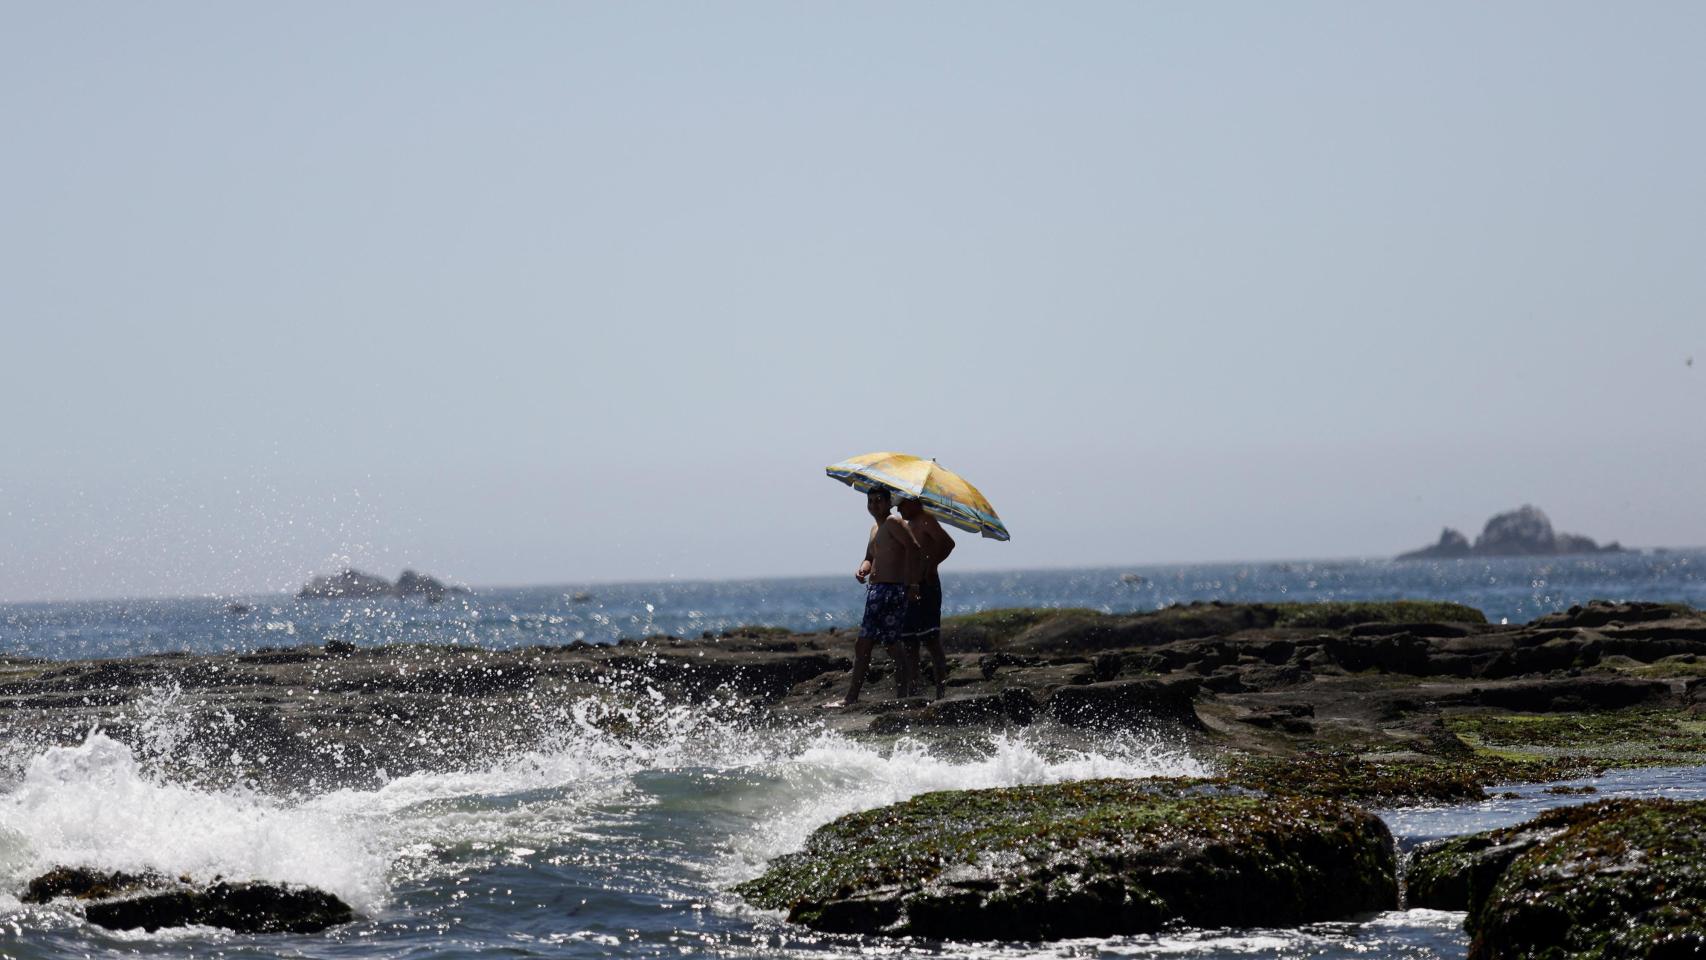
1448, 708, 1706, 766
1406, 805, 1592, 912
1467, 798, 1706, 960
938, 600, 1486, 654
734, 778, 1396, 940
1222, 752, 1600, 806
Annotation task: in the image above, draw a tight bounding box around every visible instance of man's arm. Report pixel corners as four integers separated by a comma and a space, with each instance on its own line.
857, 524, 878, 582
928, 519, 956, 564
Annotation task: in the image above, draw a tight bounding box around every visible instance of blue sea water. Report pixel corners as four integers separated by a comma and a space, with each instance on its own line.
4, 550, 1703, 661
2, 551, 1704, 960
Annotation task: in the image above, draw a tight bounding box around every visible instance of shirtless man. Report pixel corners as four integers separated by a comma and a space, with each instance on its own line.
898, 496, 955, 699
830, 486, 922, 706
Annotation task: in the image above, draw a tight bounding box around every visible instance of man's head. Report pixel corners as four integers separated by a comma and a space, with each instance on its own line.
897, 497, 924, 520
865, 486, 892, 520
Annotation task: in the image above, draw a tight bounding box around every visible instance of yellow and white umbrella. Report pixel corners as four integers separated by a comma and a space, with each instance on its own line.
826, 451, 1010, 541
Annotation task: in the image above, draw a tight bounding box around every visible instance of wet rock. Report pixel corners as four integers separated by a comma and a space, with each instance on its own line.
1238, 703, 1315, 734
1046, 676, 1202, 729
1325, 633, 1433, 674
1405, 805, 1584, 911
22, 867, 168, 903
1471, 676, 1671, 711
735, 778, 1397, 940
869, 690, 1037, 731
1532, 600, 1698, 630
23, 868, 354, 935
1467, 799, 1706, 959
83, 880, 354, 934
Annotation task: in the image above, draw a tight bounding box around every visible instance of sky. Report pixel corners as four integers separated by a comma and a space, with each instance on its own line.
2, 2, 1702, 602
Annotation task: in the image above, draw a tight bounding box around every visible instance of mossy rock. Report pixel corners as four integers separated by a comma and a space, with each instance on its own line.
941, 601, 1487, 656
1448, 708, 1706, 765
939, 608, 1105, 650
734, 777, 1396, 940
1270, 601, 1487, 629
1223, 752, 1599, 806
1469, 798, 1706, 959
1407, 805, 1590, 911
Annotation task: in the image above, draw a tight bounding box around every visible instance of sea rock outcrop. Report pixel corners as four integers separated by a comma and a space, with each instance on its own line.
298, 568, 463, 601
1456, 799, 1706, 959
22, 867, 354, 934
297, 569, 395, 599
734, 778, 1397, 940
4, 600, 1704, 794
1406, 805, 1585, 911
1398, 506, 1623, 560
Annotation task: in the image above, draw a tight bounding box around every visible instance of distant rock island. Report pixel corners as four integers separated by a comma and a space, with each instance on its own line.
1399, 505, 1624, 560
297, 569, 467, 601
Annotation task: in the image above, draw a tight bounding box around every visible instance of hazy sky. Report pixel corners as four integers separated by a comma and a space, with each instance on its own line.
3, 3, 1702, 602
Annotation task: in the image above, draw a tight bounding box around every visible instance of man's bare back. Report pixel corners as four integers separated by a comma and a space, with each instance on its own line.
901, 509, 954, 584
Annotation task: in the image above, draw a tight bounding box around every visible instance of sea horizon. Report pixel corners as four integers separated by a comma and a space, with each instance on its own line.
5, 544, 1699, 610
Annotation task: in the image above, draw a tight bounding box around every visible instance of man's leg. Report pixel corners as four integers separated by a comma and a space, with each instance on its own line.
843, 634, 876, 704
925, 632, 948, 699
903, 637, 924, 697
888, 639, 918, 698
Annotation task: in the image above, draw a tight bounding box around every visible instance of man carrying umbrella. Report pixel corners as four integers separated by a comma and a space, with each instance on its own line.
823, 452, 1008, 706
898, 495, 954, 699
826, 486, 922, 707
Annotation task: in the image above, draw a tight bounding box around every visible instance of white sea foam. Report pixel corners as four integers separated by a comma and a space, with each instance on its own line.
0, 691, 1210, 928
717, 726, 1208, 882
0, 733, 387, 913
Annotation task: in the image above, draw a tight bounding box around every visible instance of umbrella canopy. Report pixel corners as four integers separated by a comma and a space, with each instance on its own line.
826, 451, 1010, 541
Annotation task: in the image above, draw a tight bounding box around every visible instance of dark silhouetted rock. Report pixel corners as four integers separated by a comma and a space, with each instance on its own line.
298, 569, 466, 600
1399, 528, 1472, 560
24, 868, 355, 935
83, 880, 354, 934
736, 778, 1397, 940
1399, 506, 1624, 560
22, 867, 167, 903
1047, 676, 1203, 729
396, 569, 447, 602
1475, 505, 1558, 555
297, 569, 394, 599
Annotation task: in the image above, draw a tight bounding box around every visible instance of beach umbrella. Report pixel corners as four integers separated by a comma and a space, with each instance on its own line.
825, 451, 1010, 541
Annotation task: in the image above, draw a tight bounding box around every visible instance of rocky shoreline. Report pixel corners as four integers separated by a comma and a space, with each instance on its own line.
4, 598, 1705, 946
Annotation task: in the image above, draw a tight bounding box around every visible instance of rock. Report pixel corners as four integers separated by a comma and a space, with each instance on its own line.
297, 569, 395, 599
22, 867, 167, 903
735, 778, 1397, 940
297, 569, 465, 600
22, 868, 354, 934
1476, 505, 1560, 556
1471, 676, 1671, 712
1399, 528, 1472, 560
1467, 799, 1706, 959
1046, 676, 1202, 729
395, 569, 447, 602
1531, 600, 1696, 630
869, 690, 1038, 732
84, 880, 355, 934
1397, 506, 1623, 560
1405, 805, 1584, 911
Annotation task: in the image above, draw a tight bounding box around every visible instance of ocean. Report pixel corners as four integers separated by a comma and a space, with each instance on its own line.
2, 551, 1704, 960
5, 550, 1703, 662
